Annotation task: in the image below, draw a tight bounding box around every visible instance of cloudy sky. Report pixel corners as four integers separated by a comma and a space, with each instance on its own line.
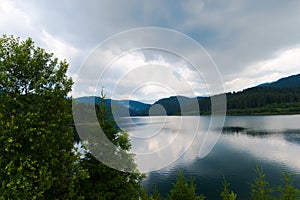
1, 0, 300, 103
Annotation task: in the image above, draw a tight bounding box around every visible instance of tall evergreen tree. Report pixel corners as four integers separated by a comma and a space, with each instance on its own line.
220, 178, 237, 200
75, 91, 145, 199
278, 174, 300, 200
250, 166, 274, 200
169, 171, 205, 200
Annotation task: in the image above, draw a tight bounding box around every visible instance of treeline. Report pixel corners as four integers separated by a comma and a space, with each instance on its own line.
143, 167, 300, 200
199, 87, 300, 115
146, 87, 300, 116
75, 81, 300, 116
226, 87, 300, 111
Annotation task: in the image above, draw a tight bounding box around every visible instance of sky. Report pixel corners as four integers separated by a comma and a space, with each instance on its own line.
1, 0, 300, 103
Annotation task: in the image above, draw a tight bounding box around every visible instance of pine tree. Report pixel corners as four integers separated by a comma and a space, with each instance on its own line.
75, 91, 145, 199
169, 171, 205, 200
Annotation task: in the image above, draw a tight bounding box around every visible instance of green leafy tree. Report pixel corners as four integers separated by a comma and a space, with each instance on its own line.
250, 166, 274, 200
169, 171, 205, 200
75, 91, 145, 199
220, 178, 237, 200
0, 35, 83, 199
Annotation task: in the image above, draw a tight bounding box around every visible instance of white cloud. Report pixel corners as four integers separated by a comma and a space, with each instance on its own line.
40, 30, 82, 64
0, 0, 32, 38
75, 48, 205, 102
225, 44, 300, 92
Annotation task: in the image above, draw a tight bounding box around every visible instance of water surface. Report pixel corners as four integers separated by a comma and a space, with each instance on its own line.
118, 115, 300, 199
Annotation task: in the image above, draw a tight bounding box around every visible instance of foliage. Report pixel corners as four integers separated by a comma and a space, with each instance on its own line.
147, 87, 300, 116
226, 87, 300, 111
0, 35, 84, 199
220, 178, 237, 200
143, 168, 300, 200
278, 174, 300, 200
139, 187, 162, 200
250, 166, 274, 200
151, 186, 163, 200
169, 171, 205, 200
75, 91, 145, 199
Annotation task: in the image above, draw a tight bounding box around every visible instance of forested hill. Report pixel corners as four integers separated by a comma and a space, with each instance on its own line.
76, 73, 300, 115
138, 96, 200, 115
140, 73, 300, 115
224, 86, 300, 114
139, 87, 300, 116
258, 73, 300, 88
224, 73, 300, 114
75, 96, 151, 116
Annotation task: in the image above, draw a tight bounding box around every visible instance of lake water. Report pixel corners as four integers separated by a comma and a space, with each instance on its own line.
117, 115, 300, 199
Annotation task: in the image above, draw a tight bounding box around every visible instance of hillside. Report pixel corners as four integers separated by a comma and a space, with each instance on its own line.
140, 96, 198, 115
144, 73, 300, 115
258, 73, 300, 88
75, 73, 300, 116
74, 96, 151, 116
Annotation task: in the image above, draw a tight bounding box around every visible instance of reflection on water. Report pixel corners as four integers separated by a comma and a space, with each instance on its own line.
284, 129, 300, 144
119, 115, 300, 199
117, 116, 208, 172
222, 132, 300, 172
222, 126, 300, 145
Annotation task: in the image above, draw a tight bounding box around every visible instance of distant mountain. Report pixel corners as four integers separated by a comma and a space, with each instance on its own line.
139, 96, 202, 116
153, 96, 196, 115
110, 99, 151, 116
258, 73, 300, 88
75, 73, 300, 116
146, 73, 300, 115
74, 96, 151, 116
75, 96, 102, 105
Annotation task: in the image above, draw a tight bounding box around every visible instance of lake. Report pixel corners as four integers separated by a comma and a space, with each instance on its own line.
117, 115, 300, 199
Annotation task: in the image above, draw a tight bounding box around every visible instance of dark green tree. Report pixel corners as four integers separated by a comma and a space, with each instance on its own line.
75, 91, 145, 199
250, 166, 274, 200
169, 171, 205, 200
220, 178, 237, 200
151, 186, 163, 200
0, 35, 83, 199
278, 174, 300, 200
140, 186, 162, 200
